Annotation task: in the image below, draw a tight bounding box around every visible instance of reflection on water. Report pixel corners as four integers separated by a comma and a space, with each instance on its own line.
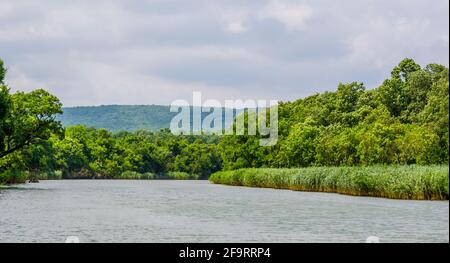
0, 180, 448, 243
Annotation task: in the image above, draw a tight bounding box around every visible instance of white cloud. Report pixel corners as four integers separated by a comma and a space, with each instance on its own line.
225, 20, 247, 33
259, 0, 314, 30
346, 16, 448, 70
218, 7, 250, 34
0, 0, 448, 106
0, 2, 14, 18
7, 67, 49, 93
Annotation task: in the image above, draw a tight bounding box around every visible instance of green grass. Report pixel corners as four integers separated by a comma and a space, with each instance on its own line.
115, 171, 156, 180
0, 170, 200, 184
114, 171, 199, 180
162, 172, 200, 180
209, 166, 449, 200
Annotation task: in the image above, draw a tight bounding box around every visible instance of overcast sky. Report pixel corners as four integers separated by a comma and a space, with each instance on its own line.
0, 0, 448, 106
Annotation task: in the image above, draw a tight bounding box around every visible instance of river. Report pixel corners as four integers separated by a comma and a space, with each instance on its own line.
0, 180, 448, 243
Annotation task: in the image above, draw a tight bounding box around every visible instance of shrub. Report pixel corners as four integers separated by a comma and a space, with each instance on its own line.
0, 170, 28, 185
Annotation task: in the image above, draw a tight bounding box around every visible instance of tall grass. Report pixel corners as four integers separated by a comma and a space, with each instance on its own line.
1, 170, 200, 183
161, 172, 200, 180
114, 171, 199, 180
115, 171, 156, 180
209, 166, 449, 200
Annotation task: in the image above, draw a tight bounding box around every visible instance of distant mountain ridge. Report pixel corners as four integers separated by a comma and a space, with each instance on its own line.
58, 105, 240, 132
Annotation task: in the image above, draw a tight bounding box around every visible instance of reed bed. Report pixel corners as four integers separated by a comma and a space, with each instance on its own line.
116, 171, 156, 180
163, 172, 199, 180
209, 166, 449, 200
116, 171, 199, 180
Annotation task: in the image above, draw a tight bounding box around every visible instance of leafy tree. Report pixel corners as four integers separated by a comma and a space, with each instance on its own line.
115, 134, 167, 174
279, 122, 320, 167
0, 60, 12, 151
0, 86, 12, 146
378, 58, 423, 120
402, 70, 433, 121
355, 123, 402, 165
391, 58, 421, 82
0, 59, 6, 85
315, 125, 359, 166
0, 74, 63, 159
419, 76, 449, 163
173, 142, 222, 179
395, 125, 441, 165
219, 58, 448, 168
51, 136, 88, 178
21, 141, 58, 181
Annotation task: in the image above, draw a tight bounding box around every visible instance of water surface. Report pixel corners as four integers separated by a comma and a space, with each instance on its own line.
0, 180, 448, 242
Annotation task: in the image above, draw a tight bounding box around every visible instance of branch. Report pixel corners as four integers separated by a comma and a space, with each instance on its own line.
0, 122, 47, 159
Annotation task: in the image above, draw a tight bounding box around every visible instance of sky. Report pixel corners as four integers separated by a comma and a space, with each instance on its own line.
0, 0, 449, 106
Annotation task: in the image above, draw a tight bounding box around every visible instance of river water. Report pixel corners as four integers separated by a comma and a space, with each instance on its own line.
0, 180, 448, 243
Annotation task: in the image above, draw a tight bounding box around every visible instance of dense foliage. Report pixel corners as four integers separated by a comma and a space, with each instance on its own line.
1, 59, 64, 183
1, 128, 223, 182
50, 127, 221, 179
219, 58, 449, 169
0, 58, 449, 187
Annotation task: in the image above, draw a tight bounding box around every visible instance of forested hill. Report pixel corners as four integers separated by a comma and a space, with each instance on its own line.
58, 105, 240, 132
58, 105, 174, 131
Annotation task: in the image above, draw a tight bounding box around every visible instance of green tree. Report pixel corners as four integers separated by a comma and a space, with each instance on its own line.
0, 59, 6, 85
395, 125, 441, 165
0, 87, 12, 146
115, 134, 167, 174
279, 122, 320, 167
21, 141, 58, 181
52, 136, 88, 178
173, 142, 222, 178
356, 123, 402, 165
391, 58, 421, 82
419, 75, 449, 163
315, 125, 359, 166
0, 59, 12, 152
377, 58, 422, 120
0, 89, 63, 159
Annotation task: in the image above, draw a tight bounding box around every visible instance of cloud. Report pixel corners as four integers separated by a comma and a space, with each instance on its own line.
6, 66, 49, 92
259, 0, 314, 30
0, 1, 14, 18
0, 0, 448, 106
225, 20, 248, 34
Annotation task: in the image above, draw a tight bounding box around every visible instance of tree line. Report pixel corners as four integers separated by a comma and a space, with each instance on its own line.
0, 58, 448, 184
219, 59, 448, 169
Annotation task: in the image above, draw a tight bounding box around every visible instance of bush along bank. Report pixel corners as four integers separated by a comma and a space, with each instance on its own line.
209, 166, 449, 200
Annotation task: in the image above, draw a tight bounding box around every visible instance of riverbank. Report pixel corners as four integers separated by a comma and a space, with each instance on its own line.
209, 166, 449, 200
0, 170, 198, 185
